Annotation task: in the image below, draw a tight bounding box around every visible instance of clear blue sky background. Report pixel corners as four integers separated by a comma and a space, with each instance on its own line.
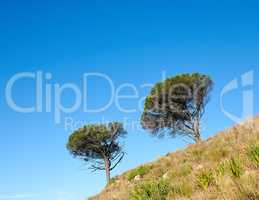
1, 0, 259, 199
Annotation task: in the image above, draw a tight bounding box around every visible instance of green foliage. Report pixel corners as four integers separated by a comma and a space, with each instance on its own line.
127, 165, 152, 181
141, 73, 213, 142
247, 143, 259, 167
130, 180, 171, 200
170, 181, 193, 197
66, 122, 127, 183
229, 157, 244, 178
67, 122, 126, 160
197, 170, 214, 189
216, 162, 226, 176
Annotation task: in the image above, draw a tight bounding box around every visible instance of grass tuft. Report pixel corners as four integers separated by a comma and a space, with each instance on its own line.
247, 143, 259, 167
197, 170, 215, 189
229, 157, 244, 178
127, 165, 152, 181
130, 180, 171, 200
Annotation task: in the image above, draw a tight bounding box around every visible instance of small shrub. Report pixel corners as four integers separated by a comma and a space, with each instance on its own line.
109, 176, 117, 185
127, 165, 152, 181
247, 143, 259, 167
237, 173, 259, 200
192, 149, 203, 161
130, 180, 171, 200
210, 147, 230, 161
178, 164, 192, 177
197, 170, 214, 189
229, 157, 244, 178
170, 181, 193, 197
151, 167, 165, 178
216, 162, 226, 176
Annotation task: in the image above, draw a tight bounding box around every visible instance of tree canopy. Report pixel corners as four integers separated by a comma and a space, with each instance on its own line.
141, 73, 213, 142
67, 122, 127, 184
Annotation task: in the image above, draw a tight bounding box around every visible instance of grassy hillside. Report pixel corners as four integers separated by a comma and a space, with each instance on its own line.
90, 118, 259, 200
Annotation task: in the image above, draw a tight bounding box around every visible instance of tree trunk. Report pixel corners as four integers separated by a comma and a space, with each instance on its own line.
193, 117, 201, 143
104, 157, 111, 185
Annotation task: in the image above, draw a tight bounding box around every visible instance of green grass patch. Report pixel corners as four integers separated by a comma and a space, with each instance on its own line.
215, 161, 227, 176
229, 157, 244, 178
247, 143, 259, 167
197, 170, 214, 189
127, 165, 152, 181
170, 181, 194, 197
130, 180, 171, 200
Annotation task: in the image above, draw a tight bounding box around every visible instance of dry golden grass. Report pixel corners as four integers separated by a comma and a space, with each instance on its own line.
89, 117, 259, 200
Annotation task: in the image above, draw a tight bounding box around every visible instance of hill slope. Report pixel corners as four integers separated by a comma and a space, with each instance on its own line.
90, 118, 259, 200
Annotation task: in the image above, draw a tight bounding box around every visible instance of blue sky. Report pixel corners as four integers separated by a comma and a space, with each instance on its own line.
1, 0, 259, 199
